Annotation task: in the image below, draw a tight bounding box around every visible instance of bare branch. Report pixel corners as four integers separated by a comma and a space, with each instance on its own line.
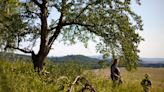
6, 45, 33, 54
67, 76, 96, 92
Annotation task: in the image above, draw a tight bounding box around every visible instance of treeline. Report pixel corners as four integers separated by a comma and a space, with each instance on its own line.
139, 63, 164, 68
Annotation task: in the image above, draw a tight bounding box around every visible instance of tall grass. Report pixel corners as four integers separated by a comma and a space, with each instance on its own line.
0, 59, 163, 92
0, 59, 83, 92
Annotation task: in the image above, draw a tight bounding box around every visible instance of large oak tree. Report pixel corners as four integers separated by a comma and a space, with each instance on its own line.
1, 0, 143, 71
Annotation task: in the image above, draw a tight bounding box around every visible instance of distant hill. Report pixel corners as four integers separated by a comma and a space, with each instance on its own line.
90, 55, 164, 64
140, 58, 164, 64
90, 55, 164, 68
0, 52, 31, 61
0, 52, 100, 62
49, 55, 100, 69
0, 53, 101, 69
0, 52, 164, 68
139, 58, 164, 67
49, 55, 99, 63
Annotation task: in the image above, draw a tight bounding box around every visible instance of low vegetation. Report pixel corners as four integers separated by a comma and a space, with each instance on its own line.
0, 59, 164, 92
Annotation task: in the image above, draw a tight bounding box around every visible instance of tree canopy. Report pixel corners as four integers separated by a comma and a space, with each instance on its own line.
0, 0, 143, 71
0, 0, 28, 51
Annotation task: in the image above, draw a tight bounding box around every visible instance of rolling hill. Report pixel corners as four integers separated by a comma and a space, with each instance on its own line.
0, 52, 164, 68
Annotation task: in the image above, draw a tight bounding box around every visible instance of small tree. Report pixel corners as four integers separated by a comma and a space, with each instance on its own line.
1, 0, 143, 72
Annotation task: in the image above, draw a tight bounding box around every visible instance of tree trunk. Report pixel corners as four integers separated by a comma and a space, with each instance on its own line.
32, 51, 47, 73
30, 0, 62, 73
31, 0, 49, 73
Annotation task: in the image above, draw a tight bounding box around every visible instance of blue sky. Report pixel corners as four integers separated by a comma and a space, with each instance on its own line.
18, 0, 164, 58
132, 0, 164, 58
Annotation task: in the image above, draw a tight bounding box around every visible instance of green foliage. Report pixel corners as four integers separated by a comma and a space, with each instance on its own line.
49, 0, 144, 70
1, 0, 143, 71
0, 0, 28, 51
59, 0, 143, 71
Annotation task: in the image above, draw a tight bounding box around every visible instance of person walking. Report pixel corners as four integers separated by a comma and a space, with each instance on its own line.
110, 59, 122, 87
141, 74, 152, 92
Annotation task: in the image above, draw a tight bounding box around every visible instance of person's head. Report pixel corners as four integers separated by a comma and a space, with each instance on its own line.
113, 59, 119, 66
144, 74, 150, 79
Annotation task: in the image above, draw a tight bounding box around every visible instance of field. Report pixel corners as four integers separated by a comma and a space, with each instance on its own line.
88, 67, 164, 92
0, 59, 164, 92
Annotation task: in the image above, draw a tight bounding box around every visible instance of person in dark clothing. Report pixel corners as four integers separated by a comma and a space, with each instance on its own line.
141, 74, 152, 92
110, 59, 122, 87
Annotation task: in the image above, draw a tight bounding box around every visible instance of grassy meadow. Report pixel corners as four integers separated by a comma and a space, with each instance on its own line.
89, 68, 164, 92
0, 59, 164, 92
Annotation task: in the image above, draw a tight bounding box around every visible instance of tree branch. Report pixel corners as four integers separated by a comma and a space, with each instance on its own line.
47, 1, 94, 47
48, 26, 57, 31
67, 76, 96, 92
63, 21, 100, 36
63, 21, 94, 27
31, 0, 42, 8
48, 12, 64, 47
6, 45, 33, 54
75, 3, 91, 19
